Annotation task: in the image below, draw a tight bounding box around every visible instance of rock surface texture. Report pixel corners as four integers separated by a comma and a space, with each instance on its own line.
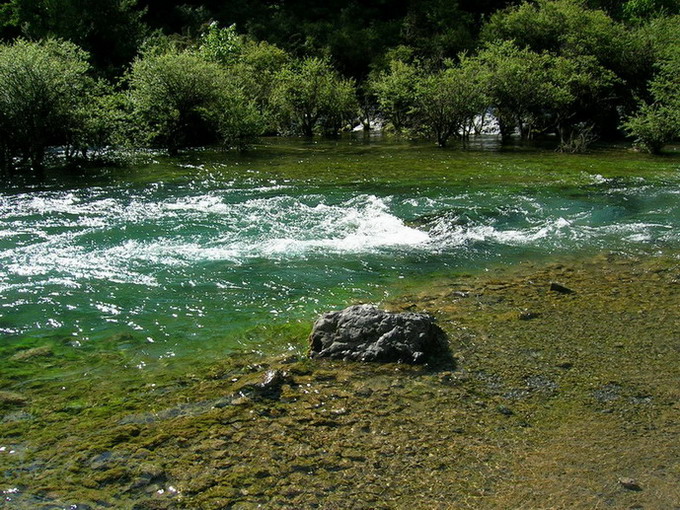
309, 304, 448, 363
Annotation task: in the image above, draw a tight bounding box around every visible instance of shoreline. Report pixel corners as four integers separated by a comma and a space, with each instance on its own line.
2, 251, 679, 508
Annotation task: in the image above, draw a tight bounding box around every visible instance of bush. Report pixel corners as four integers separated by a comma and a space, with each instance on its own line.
0, 38, 97, 173
127, 48, 263, 153
271, 57, 358, 137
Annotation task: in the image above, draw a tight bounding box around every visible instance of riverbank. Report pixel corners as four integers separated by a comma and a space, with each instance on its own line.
2, 251, 678, 509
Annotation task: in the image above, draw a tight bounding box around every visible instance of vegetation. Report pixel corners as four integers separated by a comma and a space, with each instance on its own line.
0, 0, 678, 176
0, 39, 102, 174
413, 59, 488, 147
271, 57, 357, 137
2, 252, 678, 508
369, 57, 421, 133
622, 15, 680, 153
127, 47, 261, 153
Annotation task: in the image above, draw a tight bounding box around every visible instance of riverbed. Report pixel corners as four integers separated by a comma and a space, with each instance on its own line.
1, 137, 679, 508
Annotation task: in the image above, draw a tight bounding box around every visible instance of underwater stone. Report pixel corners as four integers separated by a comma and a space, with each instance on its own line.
10, 345, 53, 361
550, 282, 575, 294
308, 304, 449, 363
618, 477, 642, 491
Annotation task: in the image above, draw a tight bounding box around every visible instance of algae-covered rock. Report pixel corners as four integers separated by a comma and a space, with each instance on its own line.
11, 345, 53, 361
0, 390, 28, 408
308, 304, 449, 363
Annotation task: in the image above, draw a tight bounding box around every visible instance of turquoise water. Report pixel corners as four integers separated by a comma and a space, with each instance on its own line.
1, 139, 680, 368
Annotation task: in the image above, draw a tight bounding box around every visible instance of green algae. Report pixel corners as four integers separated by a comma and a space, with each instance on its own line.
2, 139, 680, 508
1, 253, 679, 509
105, 136, 680, 189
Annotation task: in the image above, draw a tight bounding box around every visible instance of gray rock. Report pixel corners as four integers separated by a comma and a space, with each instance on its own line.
308, 304, 449, 363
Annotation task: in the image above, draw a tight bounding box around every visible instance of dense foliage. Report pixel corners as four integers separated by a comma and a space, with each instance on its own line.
0, 0, 678, 173
0, 39, 103, 174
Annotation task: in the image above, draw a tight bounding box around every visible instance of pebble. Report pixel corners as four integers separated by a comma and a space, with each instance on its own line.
618, 477, 642, 491
518, 310, 539, 320
550, 282, 575, 294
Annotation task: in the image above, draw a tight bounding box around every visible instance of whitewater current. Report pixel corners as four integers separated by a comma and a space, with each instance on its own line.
1, 175, 679, 353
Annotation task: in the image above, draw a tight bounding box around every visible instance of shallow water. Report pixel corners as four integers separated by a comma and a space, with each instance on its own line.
1, 137, 679, 368
1, 137, 680, 508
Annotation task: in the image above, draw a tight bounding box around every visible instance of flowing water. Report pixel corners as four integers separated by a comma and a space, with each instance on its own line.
1, 137, 679, 370
1, 137, 680, 508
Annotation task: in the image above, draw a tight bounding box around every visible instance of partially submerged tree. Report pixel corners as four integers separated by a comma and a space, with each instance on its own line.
0, 39, 98, 173
271, 57, 358, 137
369, 59, 421, 133
414, 58, 488, 147
127, 47, 263, 153
231, 40, 291, 133
551, 55, 618, 150
622, 37, 680, 153
476, 41, 559, 141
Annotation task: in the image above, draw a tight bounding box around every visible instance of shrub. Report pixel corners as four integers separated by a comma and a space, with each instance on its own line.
271, 57, 358, 137
127, 48, 263, 153
0, 38, 96, 173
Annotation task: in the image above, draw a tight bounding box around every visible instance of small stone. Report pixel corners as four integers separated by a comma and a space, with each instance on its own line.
260, 369, 286, 389
518, 310, 539, 320
497, 405, 514, 416
550, 282, 575, 294
556, 360, 573, 369
618, 477, 642, 491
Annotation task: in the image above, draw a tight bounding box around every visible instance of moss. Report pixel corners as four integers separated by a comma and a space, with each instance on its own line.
1, 253, 679, 508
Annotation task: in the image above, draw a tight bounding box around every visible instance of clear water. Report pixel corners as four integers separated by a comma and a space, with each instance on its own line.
1, 138, 679, 368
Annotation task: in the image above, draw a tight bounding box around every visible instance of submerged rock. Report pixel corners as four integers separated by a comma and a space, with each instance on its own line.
618, 477, 642, 491
550, 282, 575, 294
308, 304, 449, 363
10, 345, 53, 361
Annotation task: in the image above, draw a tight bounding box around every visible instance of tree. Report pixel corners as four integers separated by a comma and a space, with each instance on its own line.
401, 0, 475, 64
0, 0, 147, 77
369, 58, 420, 132
414, 58, 488, 147
481, 0, 634, 70
199, 22, 243, 67
127, 48, 263, 154
231, 40, 291, 133
271, 57, 357, 137
550, 55, 618, 150
481, 0, 651, 135
476, 41, 560, 141
622, 0, 680, 23
0, 39, 97, 173
622, 36, 680, 153
320, 77, 359, 137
